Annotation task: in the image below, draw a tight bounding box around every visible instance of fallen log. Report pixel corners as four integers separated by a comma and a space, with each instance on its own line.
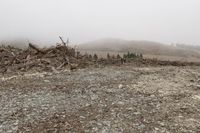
29, 43, 45, 54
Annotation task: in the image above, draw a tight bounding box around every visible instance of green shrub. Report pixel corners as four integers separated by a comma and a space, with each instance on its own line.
123, 52, 142, 59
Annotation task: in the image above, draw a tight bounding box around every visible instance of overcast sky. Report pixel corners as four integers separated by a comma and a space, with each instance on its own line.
0, 0, 200, 45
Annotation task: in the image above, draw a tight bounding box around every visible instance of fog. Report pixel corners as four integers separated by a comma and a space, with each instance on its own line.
0, 0, 200, 45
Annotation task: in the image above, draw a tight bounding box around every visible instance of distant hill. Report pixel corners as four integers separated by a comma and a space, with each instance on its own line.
78, 38, 200, 58
176, 43, 200, 51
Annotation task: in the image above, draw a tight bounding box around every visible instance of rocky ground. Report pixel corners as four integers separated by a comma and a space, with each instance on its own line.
1, 65, 200, 133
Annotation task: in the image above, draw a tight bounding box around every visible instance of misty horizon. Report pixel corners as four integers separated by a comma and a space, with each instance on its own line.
0, 0, 200, 45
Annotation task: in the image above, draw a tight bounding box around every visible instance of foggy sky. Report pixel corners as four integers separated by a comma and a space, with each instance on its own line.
0, 0, 200, 45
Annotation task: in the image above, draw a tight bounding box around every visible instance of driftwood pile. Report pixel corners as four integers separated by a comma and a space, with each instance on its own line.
0, 41, 93, 73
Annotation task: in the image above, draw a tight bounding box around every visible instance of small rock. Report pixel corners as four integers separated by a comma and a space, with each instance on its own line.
91, 94, 98, 100
118, 84, 123, 89
126, 107, 133, 111
117, 101, 124, 105
194, 85, 200, 89
192, 95, 200, 100
80, 116, 86, 119
85, 103, 90, 106
102, 121, 111, 127
44, 80, 50, 83
13, 120, 19, 126
133, 112, 141, 115
138, 124, 145, 129
159, 122, 165, 126
190, 79, 195, 82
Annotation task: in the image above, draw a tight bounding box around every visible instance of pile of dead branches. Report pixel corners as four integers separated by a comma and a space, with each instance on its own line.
0, 38, 92, 73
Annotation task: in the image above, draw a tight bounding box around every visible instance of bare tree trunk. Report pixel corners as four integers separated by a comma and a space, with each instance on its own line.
59, 36, 66, 46
29, 43, 45, 54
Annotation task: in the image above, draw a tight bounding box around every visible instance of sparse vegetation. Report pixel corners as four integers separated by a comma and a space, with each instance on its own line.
107, 53, 110, 59
123, 51, 143, 59
93, 53, 98, 60
117, 54, 121, 59
88, 54, 92, 59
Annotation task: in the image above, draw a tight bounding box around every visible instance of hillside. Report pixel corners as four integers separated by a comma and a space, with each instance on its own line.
78, 38, 200, 58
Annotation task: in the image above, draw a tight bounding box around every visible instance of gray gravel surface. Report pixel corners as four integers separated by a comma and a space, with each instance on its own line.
1, 66, 200, 133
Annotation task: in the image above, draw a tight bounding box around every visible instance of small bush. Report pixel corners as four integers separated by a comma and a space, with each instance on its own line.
93, 54, 98, 60
107, 53, 110, 59
117, 54, 121, 59
89, 54, 92, 59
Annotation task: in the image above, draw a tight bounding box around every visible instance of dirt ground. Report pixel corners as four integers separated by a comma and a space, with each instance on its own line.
1, 65, 200, 133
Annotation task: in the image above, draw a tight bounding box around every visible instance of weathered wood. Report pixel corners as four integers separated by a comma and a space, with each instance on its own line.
29, 43, 45, 54
59, 36, 66, 46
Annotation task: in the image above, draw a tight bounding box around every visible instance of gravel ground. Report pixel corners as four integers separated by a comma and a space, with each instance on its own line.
1, 65, 200, 133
